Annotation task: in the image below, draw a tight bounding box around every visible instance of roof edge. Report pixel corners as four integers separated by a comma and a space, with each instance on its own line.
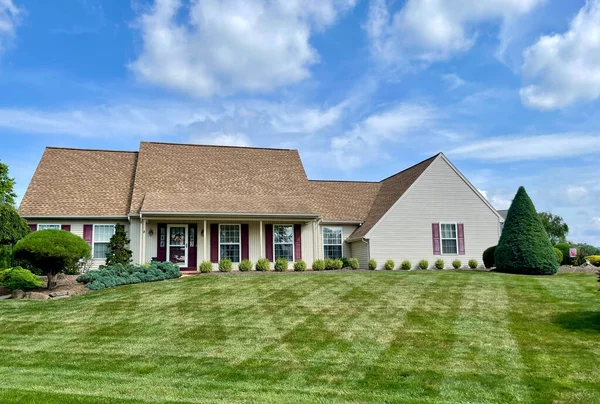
46, 146, 138, 154
140, 141, 296, 152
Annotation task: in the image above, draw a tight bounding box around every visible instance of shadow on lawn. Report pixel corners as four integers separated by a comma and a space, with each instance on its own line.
552, 311, 600, 333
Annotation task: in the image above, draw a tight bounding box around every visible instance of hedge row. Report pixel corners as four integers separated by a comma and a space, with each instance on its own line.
76, 262, 181, 291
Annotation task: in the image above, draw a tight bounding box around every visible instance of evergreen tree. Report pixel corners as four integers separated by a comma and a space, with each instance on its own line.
105, 223, 132, 266
0, 160, 17, 206
495, 187, 559, 275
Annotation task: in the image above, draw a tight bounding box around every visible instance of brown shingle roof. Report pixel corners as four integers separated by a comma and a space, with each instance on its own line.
19, 147, 138, 217
309, 180, 380, 222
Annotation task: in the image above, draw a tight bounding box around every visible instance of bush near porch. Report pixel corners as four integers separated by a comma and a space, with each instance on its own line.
76, 262, 181, 291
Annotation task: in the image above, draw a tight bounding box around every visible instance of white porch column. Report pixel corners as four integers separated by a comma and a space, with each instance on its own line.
203, 220, 207, 263
138, 218, 143, 264
259, 220, 263, 258
141, 219, 148, 264
313, 219, 319, 260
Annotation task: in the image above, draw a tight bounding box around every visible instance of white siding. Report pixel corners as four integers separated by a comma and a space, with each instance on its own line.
129, 218, 141, 265
317, 224, 359, 261
350, 240, 370, 270
367, 158, 501, 269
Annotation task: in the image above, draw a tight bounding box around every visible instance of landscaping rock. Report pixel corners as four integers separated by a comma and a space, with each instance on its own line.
50, 295, 70, 300
49, 291, 69, 298
24, 292, 49, 300
11, 289, 25, 299
0, 294, 11, 300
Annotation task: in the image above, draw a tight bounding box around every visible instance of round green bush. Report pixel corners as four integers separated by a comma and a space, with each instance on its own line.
553, 248, 563, 265
238, 259, 252, 272
554, 242, 572, 265
368, 259, 377, 270
586, 255, 600, 267
333, 259, 343, 270
418, 259, 429, 270
452, 259, 462, 269
0, 267, 43, 290
199, 261, 212, 273
274, 257, 288, 272
483, 245, 496, 269
384, 259, 395, 270
218, 259, 233, 272
294, 260, 307, 271
312, 259, 325, 271
400, 260, 411, 270
468, 259, 478, 269
434, 259, 444, 269
255, 258, 270, 272
348, 258, 359, 270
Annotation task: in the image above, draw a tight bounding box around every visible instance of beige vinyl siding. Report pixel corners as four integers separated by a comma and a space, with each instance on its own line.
129, 219, 141, 265
367, 158, 501, 269
317, 224, 359, 260
350, 239, 370, 270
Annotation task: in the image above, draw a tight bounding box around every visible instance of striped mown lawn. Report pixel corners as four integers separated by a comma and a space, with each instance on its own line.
0, 270, 599, 403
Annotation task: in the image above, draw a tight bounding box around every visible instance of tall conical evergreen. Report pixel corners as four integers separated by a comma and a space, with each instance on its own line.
105, 223, 132, 266
495, 186, 558, 275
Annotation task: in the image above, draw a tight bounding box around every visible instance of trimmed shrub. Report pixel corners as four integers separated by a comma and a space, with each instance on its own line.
76, 262, 181, 291
312, 259, 325, 271
468, 259, 478, 269
452, 259, 462, 269
401, 260, 411, 270
274, 258, 288, 272
105, 222, 132, 266
368, 259, 377, 270
495, 186, 559, 275
199, 261, 212, 273
218, 259, 233, 272
586, 255, 600, 267
294, 260, 307, 271
418, 259, 429, 270
324, 258, 343, 270
334, 259, 343, 270
553, 248, 563, 265
341, 257, 351, 268
483, 246, 496, 269
434, 259, 444, 270
384, 259, 395, 270
238, 259, 252, 272
348, 258, 359, 270
256, 258, 270, 272
554, 242, 572, 265
0, 267, 43, 290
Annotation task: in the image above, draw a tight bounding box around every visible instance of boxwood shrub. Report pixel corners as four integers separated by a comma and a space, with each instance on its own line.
274, 258, 288, 272
554, 242, 572, 265
553, 248, 563, 265
294, 260, 307, 271
368, 259, 377, 270
384, 259, 395, 270
434, 259, 444, 270
76, 262, 181, 291
324, 258, 343, 270
238, 259, 252, 272
418, 259, 429, 270
312, 259, 325, 271
218, 259, 233, 272
452, 259, 462, 269
199, 261, 212, 273
0, 267, 43, 290
348, 258, 359, 270
401, 260, 411, 270
483, 246, 496, 269
255, 258, 270, 272
468, 259, 478, 269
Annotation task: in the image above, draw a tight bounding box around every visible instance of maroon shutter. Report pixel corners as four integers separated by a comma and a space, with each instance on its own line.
157, 223, 167, 262
294, 224, 302, 261
432, 223, 440, 255
61, 224, 71, 232
83, 224, 93, 247
265, 224, 273, 262
188, 223, 197, 268
241, 224, 249, 260
28, 224, 37, 232
457, 223, 465, 255
210, 224, 219, 263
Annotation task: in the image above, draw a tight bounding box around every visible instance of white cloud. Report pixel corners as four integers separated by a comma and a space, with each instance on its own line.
190, 132, 251, 147
0, 0, 20, 56
442, 73, 466, 90
130, 0, 355, 97
520, 0, 600, 110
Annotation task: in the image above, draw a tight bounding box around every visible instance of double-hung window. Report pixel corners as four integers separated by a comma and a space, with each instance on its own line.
38, 224, 60, 230
93, 224, 115, 259
273, 225, 294, 261
440, 223, 458, 254
220, 224, 240, 262
323, 227, 343, 259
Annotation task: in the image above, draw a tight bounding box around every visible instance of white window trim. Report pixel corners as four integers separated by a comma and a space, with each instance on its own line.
440, 222, 459, 256
273, 224, 295, 262
92, 224, 116, 260
38, 224, 61, 230
219, 224, 241, 263
322, 226, 343, 259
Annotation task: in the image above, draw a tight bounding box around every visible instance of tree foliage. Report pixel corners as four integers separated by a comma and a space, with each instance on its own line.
105, 223, 132, 266
0, 203, 30, 246
0, 160, 17, 206
538, 212, 569, 245
495, 187, 559, 275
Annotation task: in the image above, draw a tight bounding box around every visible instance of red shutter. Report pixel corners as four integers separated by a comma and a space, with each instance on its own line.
210, 224, 219, 263
28, 224, 37, 232
157, 223, 167, 262
83, 224, 93, 247
432, 223, 440, 255
61, 224, 71, 232
188, 223, 197, 268
294, 224, 302, 261
457, 223, 465, 255
265, 224, 273, 262
241, 224, 249, 260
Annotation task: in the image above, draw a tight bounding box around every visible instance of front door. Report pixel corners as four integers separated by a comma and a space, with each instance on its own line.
167, 225, 188, 267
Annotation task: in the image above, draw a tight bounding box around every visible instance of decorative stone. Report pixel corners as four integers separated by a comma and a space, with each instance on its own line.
49, 291, 69, 297
0, 294, 11, 300
24, 292, 49, 300
11, 289, 25, 299
50, 295, 70, 299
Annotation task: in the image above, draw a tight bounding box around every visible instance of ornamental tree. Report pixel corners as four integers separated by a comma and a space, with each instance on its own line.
538, 212, 569, 245
0, 203, 30, 247
0, 160, 17, 206
105, 223, 132, 266
495, 186, 559, 275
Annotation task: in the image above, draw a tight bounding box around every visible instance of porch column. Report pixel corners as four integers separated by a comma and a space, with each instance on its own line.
138, 219, 143, 264
141, 219, 148, 264
203, 220, 207, 263
313, 219, 319, 260
259, 220, 263, 258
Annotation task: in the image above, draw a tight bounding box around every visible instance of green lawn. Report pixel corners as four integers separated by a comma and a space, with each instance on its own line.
1, 271, 599, 403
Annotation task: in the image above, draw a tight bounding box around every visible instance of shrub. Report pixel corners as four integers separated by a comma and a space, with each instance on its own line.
401, 260, 411, 270
586, 255, 600, 267
76, 262, 181, 291
294, 260, 307, 271
418, 259, 428, 270
452, 259, 462, 269
368, 259, 377, 270
0, 203, 30, 247
468, 259, 478, 269
105, 223, 132, 266
218, 259, 233, 272
333, 259, 343, 270
434, 259, 444, 270
348, 258, 359, 270
483, 246, 496, 269
384, 259, 395, 270
312, 259, 325, 271
553, 248, 563, 265
0, 267, 43, 290
255, 258, 270, 272
341, 257, 351, 268
199, 261, 212, 273
13, 229, 91, 289
324, 258, 343, 270
495, 187, 559, 275
274, 258, 288, 272
554, 242, 572, 265
238, 259, 252, 272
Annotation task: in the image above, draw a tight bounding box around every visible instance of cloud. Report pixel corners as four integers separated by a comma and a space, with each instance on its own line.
520, 0, 600, 110
0, 0, 20, 56
442, 73, 466, 90
367, 0, 543, 65
190, 132, 251, 147
130, 0, 355, 97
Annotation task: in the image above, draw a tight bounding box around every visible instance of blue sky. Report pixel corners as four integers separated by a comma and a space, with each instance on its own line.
1, 0, 599, 245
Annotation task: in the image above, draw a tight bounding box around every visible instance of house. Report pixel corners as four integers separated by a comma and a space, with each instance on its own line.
19, 141, 504, 271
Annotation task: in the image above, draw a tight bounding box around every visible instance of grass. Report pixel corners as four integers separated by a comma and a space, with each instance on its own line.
0, 270, 599, 403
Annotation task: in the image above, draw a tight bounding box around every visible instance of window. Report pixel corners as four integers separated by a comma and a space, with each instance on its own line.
323, 227, 343, 259
273, 225, 294, 261
93, 224, 115, 259
38, 224, 60, 230
220, 224, 240, 262
440, 223, 458, 254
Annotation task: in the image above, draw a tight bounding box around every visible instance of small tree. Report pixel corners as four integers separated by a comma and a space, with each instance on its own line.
105, 223, 132, 266
0, 160, 17, 206
13, 230, 91, 289
538, 212, 569, 245
0, 203, 30, 247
